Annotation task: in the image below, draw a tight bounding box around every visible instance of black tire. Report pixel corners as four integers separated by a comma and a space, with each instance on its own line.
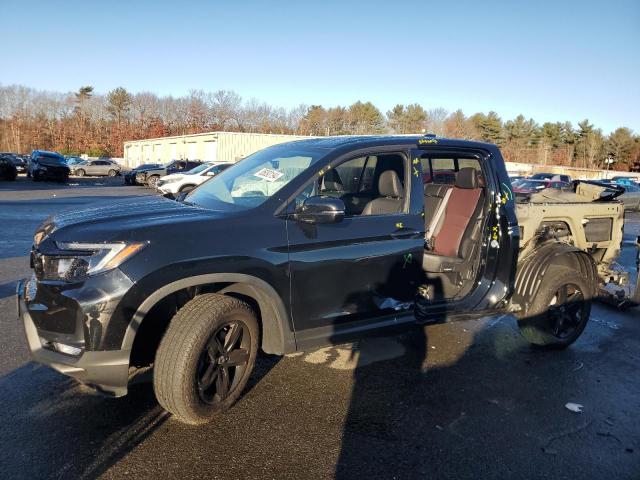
153, 293, 259, 425
147, 175, 160, 189
75, 169, 85, 177
179, 184, 195, 193
32, 171, 41, 182
108, 169, 117, 177
516, 265, 592, 348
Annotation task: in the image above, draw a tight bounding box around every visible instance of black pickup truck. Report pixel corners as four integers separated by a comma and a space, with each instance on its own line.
17, 135, 637, 425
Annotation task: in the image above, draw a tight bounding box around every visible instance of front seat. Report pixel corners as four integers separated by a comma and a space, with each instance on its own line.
362, 170, 404, 215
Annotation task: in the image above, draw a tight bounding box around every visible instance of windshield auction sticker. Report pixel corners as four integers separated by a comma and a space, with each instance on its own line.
254, 168, 284, 182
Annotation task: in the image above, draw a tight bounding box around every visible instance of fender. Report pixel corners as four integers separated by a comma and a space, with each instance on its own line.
512, 241, 598, 313
121, 273, 296, 355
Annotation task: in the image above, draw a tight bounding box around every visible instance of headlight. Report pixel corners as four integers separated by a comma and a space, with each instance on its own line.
39, 166, 48, 171
39, 242, 146, 281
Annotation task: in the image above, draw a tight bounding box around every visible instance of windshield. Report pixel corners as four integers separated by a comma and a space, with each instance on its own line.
186, 163, 213, 175
186, 144, 327, 211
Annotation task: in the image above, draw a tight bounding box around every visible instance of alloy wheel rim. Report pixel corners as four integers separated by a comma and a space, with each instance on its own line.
196, 321, 251, 405
547, 283, 587, 339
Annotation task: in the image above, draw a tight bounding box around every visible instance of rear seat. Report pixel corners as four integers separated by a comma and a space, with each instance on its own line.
424, 183, 452, 237
423, 168, 484, 273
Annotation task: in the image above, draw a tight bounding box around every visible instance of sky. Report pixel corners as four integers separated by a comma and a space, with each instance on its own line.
1, 0, 638, 133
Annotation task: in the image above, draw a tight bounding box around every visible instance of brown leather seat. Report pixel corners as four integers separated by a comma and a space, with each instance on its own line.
431, 168, 482, 257
362, 170, 404, 215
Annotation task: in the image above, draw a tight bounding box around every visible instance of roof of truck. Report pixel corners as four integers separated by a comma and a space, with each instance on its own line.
285, 135, 497, 151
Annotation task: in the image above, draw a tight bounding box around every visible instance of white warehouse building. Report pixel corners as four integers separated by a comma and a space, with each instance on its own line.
123, 131, 312, 168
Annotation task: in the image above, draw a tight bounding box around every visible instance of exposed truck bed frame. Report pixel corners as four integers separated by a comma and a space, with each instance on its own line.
515, 188, 639, 308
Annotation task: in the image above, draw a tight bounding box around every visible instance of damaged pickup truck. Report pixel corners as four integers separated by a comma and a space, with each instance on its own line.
17, 136, 639, 424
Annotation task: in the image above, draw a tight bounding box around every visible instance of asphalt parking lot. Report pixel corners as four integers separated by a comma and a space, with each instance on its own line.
1, 176, 639, 479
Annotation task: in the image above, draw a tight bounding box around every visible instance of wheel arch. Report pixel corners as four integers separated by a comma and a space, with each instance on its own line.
122, 273, 296, 356
512, 241, 598, 314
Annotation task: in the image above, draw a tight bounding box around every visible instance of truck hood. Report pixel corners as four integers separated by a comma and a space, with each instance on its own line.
35, 158, 69, 169
35, 196, 222, 246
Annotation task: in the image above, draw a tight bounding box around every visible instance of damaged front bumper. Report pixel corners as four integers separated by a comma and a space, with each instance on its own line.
16, 276, 132, 397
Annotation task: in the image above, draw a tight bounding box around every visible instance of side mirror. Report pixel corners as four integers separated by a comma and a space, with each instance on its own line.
293, 196, 345, 224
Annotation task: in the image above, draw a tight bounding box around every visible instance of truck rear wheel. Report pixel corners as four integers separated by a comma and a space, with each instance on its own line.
153, 293, 259, 424
516, 266, 592, 348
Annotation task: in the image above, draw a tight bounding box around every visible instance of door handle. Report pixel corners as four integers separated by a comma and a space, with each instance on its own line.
390, 229, 422, 239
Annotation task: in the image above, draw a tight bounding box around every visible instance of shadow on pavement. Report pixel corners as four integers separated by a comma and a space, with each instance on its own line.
0, 353, 281, 479
332, 305, 640, 479
0, 280, 19, 300
0, 364, 166, 479
0, 176, 132, 192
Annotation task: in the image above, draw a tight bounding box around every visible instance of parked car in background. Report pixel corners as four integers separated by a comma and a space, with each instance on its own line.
28, 150, 69, 183
124, 163, 162, 185
512, 178, 569, 194
70, 159, 121, 177
529, 172, 572, 183
1, 153, 24, 172
509, 175, 526, 184
0, 155, 18, 181
611, 176, 640, 187
618, 183, 640, 211
157, 162, 233, 197
65, 156, 84, 167
0, 153, 27, 173
137, 159, 203, 188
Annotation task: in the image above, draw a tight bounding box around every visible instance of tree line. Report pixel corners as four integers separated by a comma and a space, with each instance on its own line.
0, 84, 638, 171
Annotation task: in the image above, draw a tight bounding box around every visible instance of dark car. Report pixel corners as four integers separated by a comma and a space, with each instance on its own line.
0, 153, 28, 173
136, 159, 203, 188
0, 155, 18, 180
529, 172, 571, 183
28, 150, 70, 183
123, 163, 162, 185
19, 136, 620, 425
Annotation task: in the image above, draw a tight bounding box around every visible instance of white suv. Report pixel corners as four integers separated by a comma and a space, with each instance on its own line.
157, 162, 233, 197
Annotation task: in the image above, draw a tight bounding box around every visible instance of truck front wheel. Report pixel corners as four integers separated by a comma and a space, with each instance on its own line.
147, 175, 160, 189
153, 293, 259, 424
516, 266, 592, 349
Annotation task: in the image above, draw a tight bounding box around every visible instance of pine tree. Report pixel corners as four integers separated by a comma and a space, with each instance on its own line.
106, 87, 132, 125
